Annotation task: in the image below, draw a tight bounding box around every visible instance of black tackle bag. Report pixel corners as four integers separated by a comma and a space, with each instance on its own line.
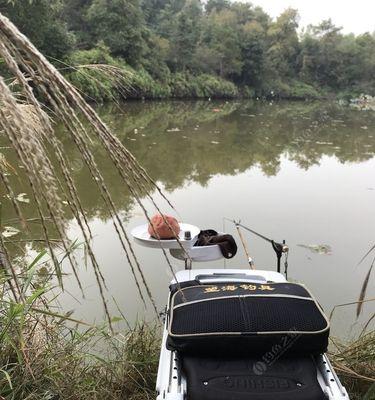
167, 282, 330, 356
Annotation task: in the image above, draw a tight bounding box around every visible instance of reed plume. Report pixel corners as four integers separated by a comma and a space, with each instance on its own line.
0, 12, 182, 323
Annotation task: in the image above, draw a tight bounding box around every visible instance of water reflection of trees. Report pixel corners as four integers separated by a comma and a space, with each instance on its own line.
117, 100, 375, 185
1, 100, 375, 226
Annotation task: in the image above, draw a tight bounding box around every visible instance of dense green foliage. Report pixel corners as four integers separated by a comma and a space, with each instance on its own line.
1, 0, 374, 99
0, 0, 74, 59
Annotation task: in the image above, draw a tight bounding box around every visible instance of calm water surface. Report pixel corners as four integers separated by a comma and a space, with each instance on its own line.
2, 100, 375, 339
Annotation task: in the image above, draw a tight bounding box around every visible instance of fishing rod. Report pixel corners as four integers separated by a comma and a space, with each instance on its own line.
225, 219, 289, 274
234, 223, 255, 270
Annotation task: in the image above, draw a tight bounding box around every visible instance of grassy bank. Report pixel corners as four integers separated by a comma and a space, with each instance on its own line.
331, 332, 375, 400
0, 253, 373, 399
65, 45, 239, 102
0, 256, 159, 399
64, 45, 326, 102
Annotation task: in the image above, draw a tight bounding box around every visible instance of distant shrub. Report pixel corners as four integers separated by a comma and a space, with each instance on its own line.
126, 68, 171, 98
66, 44, 125, 102
169, 73, 238, 98
262, 79, 322, 100
66, 47, 169, 100
240, 86, 257, 98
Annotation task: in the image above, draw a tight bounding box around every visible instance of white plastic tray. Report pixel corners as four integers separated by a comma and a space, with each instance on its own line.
169, 245, 224, 262
131, 223, 200, 249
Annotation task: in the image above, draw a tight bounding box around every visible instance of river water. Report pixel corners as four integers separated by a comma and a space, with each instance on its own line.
2, 100, 375, 340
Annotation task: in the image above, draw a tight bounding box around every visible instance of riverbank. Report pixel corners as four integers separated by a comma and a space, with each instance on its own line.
0, 270, 373, 399
64, 47, 347, 103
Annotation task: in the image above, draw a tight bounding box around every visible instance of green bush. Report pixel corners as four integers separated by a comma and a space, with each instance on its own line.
66, 44, 125, 102
169, 73, 238, 99
125, 67, 171, 98
262, 79, 322, 100
240, 86, 258, 98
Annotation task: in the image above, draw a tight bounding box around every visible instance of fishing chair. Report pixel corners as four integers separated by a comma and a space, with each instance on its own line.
165, 279, 331, 400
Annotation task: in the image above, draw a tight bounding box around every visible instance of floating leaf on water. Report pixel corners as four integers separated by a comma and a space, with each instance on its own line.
297, 244, 332, 255
15, 193, 30, 203
211, 141, 220, 144
2, 226, 20, 238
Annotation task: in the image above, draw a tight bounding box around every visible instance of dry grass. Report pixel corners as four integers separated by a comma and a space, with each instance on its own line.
0, 251, 160, 400
0, 12, 188, 324
331, 332, 375, 399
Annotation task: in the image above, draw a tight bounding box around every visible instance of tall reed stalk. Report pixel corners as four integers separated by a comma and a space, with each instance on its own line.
0, 12, 185, 324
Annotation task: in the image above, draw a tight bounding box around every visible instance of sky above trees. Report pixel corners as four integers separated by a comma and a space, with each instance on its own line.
256, 0, 375, 34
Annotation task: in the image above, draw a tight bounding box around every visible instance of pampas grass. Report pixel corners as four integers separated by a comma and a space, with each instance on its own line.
0, 11, 185, 324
